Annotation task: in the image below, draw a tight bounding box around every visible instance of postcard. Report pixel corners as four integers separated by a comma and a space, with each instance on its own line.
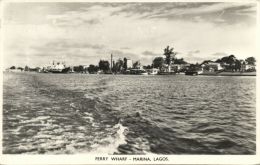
0, 0, 259, 164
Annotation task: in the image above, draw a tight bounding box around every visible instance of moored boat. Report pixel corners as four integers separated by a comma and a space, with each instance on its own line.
129, 69, 148, 75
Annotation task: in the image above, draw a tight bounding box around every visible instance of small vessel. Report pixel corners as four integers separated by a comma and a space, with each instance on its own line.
148, 68, 159, 75
185, 70, 202, 75
140, 70, 148, 75
158, 71, 176, 75
129, 69, 148, 75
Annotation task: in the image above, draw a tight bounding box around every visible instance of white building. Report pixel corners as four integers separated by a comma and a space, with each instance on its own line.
201, 62, 223, 72
126, 59, 133, 68
171, 64, 190, 72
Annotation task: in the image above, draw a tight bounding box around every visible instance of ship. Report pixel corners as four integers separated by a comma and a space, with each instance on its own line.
49, 61, 70, 73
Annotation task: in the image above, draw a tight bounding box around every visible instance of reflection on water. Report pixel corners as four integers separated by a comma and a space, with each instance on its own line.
3, 72, 256, 154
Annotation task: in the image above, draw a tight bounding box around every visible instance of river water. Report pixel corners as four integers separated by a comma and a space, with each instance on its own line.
3, 72, 256, 154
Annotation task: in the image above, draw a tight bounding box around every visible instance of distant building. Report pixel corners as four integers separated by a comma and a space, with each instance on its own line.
171, 64, 190, 72
201, 62, 223, 72
126, 59, 133, 69
241, 64, 256, 72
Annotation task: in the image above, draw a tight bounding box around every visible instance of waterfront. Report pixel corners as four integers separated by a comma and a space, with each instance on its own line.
3, 72, 256, 154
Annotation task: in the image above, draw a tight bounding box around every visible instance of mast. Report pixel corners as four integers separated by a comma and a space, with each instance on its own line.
111, 54, 113, 71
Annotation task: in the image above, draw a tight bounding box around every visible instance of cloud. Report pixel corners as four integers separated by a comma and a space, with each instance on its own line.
31, 40, 106, 53
212, 52, 228, 57
142, 50, 161, 56
3, 2, 257, 68
188, 50, 200, 55
109, 50, 140, 60
121, 47, 131, 50
110, 2, 256, 25
6, 2, 255, 26
46, 4, 124, 27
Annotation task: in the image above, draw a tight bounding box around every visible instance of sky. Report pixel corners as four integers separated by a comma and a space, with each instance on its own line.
2, 2, 257, 68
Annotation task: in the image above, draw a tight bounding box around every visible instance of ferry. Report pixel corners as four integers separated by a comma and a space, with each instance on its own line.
49, 61, 70, 73
50, 67, 70, 73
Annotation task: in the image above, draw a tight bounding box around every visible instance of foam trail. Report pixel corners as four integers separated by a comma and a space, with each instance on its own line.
89, 122, 128, 154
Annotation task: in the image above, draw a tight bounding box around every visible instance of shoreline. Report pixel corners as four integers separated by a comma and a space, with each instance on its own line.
4, 71, 256, 77
199, 71, 256, 76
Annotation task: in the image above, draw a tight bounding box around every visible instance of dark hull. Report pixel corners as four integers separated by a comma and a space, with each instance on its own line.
158, 72, 176, 75
185, 71, 198, 75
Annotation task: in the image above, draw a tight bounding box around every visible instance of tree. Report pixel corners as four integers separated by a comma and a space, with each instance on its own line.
79, 65, 84, 72
188, 63, 201, 71
153, 57, 164, 70
143, 65, 152, 69
73, 65, 85, 73
201, 60, 213, 65
245, 57, 256, 65
218, 56, 229, 64
163, 46, 177, 72
17, 67, 24, 71
133, 61, 141, 69
123, 58, 127, 70
88, 64, 99, 74
215, 59, 222, 63
174, 58, 188, 64
98, 60, 110, 73
234, 60, 242, 71
10, 66, 16, 69
113, 59, 124, 73
227, 55, 236, 65
227, 55, 236, 71
216, 55, 237, 71
24, 66, 30, 71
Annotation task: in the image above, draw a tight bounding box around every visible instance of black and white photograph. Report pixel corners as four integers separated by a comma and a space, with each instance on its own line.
0, 0, 259, 164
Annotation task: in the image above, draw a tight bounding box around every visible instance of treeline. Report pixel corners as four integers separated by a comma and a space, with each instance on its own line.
8, 65, 41, 72
215, 55, 255, 71
203, 55, 256, 72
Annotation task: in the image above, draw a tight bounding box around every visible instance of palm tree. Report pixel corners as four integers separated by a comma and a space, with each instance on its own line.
164, 46, 177, 72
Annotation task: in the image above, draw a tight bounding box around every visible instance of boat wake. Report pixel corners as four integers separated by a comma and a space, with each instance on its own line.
89, 122, 128, 154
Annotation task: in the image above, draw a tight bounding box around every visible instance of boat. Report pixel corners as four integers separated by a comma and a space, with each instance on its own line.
158, 71, 176, 75
49, 61, 70, 73
129, 69, 148, 75
140, 70, 148, 75
148, 68, 159, 75
185, 70, 203, 75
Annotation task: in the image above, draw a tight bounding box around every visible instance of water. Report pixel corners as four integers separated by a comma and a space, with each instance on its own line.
3, 72, 256, 154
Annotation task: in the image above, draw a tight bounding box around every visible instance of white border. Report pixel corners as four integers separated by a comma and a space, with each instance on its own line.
0, 0, 259, 164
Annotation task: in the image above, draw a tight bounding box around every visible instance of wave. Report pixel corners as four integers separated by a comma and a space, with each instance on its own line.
19, 116, 50, 124
84, 94, 96, 100
89, 122, 128, 154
